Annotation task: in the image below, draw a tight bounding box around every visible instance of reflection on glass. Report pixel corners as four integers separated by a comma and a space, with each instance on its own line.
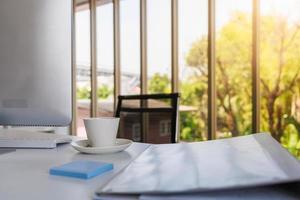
117, 99, 174, 144
178, 0, 208, 141
147, 0, 171, 94
75, 0, 91, 137
119, 112, 142, 142
260, 0, 300, 158
120, 0, 141, 95
215, 0, 252, 138
96, 0, 114, 117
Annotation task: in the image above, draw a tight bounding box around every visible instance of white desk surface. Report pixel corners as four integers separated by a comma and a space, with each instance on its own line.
1, 138, 300, 200
0, 141, 149, 200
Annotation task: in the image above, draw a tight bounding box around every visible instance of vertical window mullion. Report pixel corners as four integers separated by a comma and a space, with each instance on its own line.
140, 0, 147, 95
171, 0, 179, 142
208, 0, 216, 140
252, 0, 260, 133
71, 1, 77, 135
140, 0, 148, 142
90, 0, 98, 117
113, 0, 121, 110
171, 0, 179, 93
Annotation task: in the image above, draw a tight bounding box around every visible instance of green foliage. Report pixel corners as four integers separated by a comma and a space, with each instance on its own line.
180, 112, 204, 142
148, 73, 171, 94
77, 87, 91, 100
182, 11, 300, 157
97, 84, 112, 99
281, 123, 300, 158
77, 85, 113, 100
186, 12, 253, 137
281, 116, 300, 158
180, 79, 207, 140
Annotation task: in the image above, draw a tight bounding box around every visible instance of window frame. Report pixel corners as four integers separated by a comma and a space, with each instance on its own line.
72, 0, 261, 139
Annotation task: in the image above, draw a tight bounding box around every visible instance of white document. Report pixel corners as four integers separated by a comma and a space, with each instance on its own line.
96, 133, 300, 195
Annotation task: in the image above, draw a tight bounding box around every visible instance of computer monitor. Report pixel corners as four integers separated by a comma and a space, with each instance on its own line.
0, 0, 72, 127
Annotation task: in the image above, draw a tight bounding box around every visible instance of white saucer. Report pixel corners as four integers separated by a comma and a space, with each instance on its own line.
71, 139, 132, 154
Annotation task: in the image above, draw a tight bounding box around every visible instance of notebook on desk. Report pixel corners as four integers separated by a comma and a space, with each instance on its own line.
95, 133, 300, 196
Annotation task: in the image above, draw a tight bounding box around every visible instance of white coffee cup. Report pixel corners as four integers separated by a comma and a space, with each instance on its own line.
84, 117, 120, 147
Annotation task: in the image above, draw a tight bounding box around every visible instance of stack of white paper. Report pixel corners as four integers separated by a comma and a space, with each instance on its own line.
96, 133, 300, 196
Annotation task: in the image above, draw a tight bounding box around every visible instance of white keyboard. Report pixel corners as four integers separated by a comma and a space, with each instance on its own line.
0, 129, 72, 148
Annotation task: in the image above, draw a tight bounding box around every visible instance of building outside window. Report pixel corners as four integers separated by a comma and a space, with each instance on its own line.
159, 120, 171, 137
132, 123, 141, 142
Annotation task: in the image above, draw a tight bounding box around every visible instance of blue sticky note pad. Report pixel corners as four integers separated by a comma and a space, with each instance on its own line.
49, 160, 113, 179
